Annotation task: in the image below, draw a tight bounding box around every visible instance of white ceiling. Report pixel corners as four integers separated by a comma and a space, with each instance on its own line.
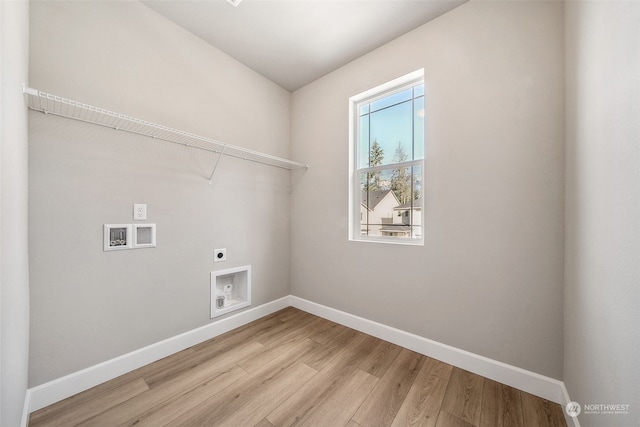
141, 0, 467, 91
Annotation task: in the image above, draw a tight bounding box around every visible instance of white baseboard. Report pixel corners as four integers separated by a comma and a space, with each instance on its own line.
290, 296, 567, 405
27, 296, 291, 413
21, 390, 31, 427
560, 382, 581, 427
28, 294, 575, 421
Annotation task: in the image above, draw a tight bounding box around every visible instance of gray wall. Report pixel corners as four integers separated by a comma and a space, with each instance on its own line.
28, 1, 292, 386
1, 1, 30, 426
564, 2, 640, 426
290, 0, 566, 379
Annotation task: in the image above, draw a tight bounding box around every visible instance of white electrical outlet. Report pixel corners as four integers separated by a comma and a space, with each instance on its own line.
133, 204, 147, 221
214, 248, 227, 262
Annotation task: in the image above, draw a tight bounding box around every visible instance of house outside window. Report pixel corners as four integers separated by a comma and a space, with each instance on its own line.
349, 70, 425, 245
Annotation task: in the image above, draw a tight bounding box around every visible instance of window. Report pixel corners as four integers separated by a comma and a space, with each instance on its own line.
349, 70, 424, 244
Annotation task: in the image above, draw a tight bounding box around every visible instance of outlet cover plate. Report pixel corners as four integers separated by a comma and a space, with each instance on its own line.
134, 204, 147, 221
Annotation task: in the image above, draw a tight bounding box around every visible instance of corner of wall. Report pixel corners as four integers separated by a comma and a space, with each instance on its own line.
0, 1, 31, 426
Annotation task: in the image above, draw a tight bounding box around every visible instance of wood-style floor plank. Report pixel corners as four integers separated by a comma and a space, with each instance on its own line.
28, 370, 144, 427
422, 356, 454, 381
29, 378, 149, 427
390, 364, 448, 427
163, 339, 319, 427
144, 338, 264, 389
266, 333, 378, 427
296, 369, 378, 427
306, 318, 348, 345
479, 378, 525, 427
272, 307, 307, 323
118, 348, 197, 386
210, 362, 318, 427
237, 332, 318, 374
358, 340, 404, 378
76, 343, 262, 426
117, 364, 246, 427
352, 348, 425, 427
252, 309, 320, 347
143, 320, 276, 388
300, 326, 360, 371
435, 410, 476, 427
440, 367, 485, 426
262, 315, 326, 350
189, 312, 281, 353
521, 391, 566, 427
29, 307, 567, 427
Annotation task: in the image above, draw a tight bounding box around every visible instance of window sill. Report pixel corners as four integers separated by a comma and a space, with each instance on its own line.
349, 236, 424, 246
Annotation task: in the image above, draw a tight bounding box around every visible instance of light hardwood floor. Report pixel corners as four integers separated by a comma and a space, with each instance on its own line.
29, 307, 567, 427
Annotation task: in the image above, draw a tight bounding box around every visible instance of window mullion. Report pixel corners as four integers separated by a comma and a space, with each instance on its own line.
358, 159, 422, 175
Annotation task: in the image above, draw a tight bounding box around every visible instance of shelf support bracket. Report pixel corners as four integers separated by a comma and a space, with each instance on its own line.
208, 147, 226, 184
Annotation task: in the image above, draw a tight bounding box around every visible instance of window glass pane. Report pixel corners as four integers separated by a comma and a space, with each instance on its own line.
370, 101, 412, 166
359, 165, 423, 240
385, 165, 423, 239
370, 88, 412, 113
391, 166, 413, 205
414, 84, 424, 97
360, 171, 394, 237
359, 115, 370, 168
414, 96, 425, 160
359, 104, 369, 115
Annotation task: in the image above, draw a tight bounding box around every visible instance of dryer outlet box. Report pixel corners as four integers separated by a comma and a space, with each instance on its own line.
214, 248, 227, 262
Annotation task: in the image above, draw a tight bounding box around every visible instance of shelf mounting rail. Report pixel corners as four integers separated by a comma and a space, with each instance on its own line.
23, 85, 308, 181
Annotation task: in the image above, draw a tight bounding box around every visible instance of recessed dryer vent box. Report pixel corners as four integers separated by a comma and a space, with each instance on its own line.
211, 265, 251, 318
133, 224, 156, 248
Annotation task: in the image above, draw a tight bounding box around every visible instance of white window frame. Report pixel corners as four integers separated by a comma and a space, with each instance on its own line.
348, 70, 425, 245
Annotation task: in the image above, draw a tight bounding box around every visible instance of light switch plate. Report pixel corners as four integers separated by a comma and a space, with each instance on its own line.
133, 204, 147, 221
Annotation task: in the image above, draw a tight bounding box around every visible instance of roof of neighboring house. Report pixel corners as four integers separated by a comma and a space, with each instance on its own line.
393, 198, 423, 210
361, 190, 399, 211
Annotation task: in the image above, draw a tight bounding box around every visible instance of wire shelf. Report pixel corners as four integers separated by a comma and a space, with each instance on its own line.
23, 86, 308, 176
